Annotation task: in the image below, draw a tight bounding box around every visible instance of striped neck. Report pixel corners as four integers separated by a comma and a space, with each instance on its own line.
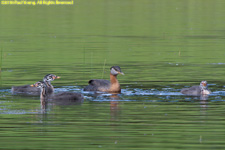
44, 81, 53, 88
40, 85, 48, 99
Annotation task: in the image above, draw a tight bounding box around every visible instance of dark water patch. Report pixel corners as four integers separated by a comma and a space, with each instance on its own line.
184, 35, 224, 39
94, 34, 162, 40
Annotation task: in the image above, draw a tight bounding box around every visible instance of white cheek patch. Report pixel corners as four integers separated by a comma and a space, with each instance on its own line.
47, 76, 53, 81
111, 68, 118, 75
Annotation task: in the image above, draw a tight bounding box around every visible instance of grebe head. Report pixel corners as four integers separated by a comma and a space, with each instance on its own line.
110, 66, 124, 76
200, 81, 208, 89
31, 81, 45, 89
43, 74, 60, 82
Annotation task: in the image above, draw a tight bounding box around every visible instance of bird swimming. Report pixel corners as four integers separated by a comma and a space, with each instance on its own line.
83, 66, 124, 93
181, 81, 211, 96
11, 74, 60, 95
32, 81, 84, 106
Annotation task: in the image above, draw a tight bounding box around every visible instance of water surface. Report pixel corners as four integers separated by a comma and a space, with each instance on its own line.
1, 0, 225, 149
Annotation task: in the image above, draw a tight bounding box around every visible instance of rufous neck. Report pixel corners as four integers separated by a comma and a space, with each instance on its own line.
110, 73, 118, 84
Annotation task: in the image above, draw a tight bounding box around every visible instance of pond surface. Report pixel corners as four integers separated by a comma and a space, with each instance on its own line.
1, 0, 225, 149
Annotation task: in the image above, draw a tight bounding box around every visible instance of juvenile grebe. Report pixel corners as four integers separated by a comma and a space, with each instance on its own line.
181, 81, 211, 96
32, 81, 84, 105
11, 74, 60, 95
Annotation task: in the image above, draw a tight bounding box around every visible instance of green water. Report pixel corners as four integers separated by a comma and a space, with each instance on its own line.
0, 0, 225, 149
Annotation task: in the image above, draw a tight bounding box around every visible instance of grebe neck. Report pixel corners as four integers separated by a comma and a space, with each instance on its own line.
109, 73, 121, 93
40, 86, 48, 99
110, 73, 118, 84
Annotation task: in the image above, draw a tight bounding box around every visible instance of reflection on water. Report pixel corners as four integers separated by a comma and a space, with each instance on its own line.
1, 85, 225, 149
1, 85, 225, 111
109, 94, 120, 121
